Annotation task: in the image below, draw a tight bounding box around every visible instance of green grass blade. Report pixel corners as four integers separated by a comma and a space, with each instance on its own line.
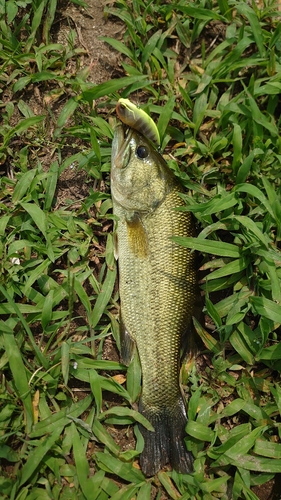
234, 184, 275, 218
101, 37, 135, 60
173, 4, 226, 22
0, 284, 48, 369
53, 97, 79, 138
173, 237, 240, 257
228, 455, 281, 473
236, 3, 265, 57
94, 451, 145, 482
231, 123, 242, 172
42, 0, 57, 44
193, 317, 221, 354
254, 439, 281, 459
12, 169, 37, 203
81, 76, 150, 102
2, 321, 33, 434
141, 29, 162, 67
229, 329, 254, 365
126, 351, 141, 403
247, 93, 277, 136
44, 161, 59, 211
100, 406, 154, 431
157, 95, 176, 143
206, 257, 248, 280
19, 426, 62, 487
110, 485, 141, 500
90, 265, 117, 329
25, 0, 45, 52
72, 423, 96, 500
30, 394, 93, 438
185, 421, 215, 442
61, 341, 70, 386
158, 471, 181, 500
73, 276, 92, 317
89, 369, 102, 415
92, 419, 120, 455
250, 296, 281, 324
20, 202, 48, 240
41, 289, 54, 330
137, 482, 152, 499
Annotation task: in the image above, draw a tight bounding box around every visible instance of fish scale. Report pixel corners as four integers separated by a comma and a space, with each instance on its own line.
111, 124, 198, 476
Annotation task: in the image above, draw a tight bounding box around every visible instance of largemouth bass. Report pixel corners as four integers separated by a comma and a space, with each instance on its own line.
111, 124, 197, 476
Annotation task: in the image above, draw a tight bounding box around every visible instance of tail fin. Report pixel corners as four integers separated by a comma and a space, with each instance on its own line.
139, 398, 193, 476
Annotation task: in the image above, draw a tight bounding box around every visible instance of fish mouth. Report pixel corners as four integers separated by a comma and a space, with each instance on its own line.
111, 124, 134, 169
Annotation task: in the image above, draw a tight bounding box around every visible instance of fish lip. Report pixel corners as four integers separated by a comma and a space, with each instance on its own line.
111, 124, 133, 169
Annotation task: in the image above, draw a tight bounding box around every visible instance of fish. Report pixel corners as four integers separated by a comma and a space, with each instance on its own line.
111, 124, 198, 476
116, 98, 160, 147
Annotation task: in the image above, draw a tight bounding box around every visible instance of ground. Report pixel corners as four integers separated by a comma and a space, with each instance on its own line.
2, 0, 280, 498
52, 2, 280, 498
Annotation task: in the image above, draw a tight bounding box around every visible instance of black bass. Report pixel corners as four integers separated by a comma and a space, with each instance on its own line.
111, 124, 197, 476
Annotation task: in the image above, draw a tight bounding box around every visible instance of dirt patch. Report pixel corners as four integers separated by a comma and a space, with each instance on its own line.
55, 0, 125, 84
252, 476, 281, 500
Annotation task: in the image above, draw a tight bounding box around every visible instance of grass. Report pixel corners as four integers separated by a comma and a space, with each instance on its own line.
0, 0, 281, 498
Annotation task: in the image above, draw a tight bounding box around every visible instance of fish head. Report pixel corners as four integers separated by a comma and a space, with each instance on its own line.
111, 125, 174, 213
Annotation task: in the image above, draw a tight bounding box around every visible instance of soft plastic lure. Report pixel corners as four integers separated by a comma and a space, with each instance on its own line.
116, 98, 160, 147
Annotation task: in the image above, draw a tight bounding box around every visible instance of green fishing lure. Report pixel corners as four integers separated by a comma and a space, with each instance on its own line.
116, 98, 160, 147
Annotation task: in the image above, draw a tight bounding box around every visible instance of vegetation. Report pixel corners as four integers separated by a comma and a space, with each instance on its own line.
1, 0, 281, 498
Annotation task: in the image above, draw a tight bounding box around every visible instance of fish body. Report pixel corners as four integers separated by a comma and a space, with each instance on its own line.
111, 125, 197, 476
116, 98, 160, 147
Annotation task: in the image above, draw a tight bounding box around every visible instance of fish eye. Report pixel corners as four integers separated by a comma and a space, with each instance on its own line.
136, 145, 149, 159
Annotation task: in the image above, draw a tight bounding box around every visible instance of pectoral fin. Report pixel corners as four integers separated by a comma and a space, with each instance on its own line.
120, 318, 136, 366
126, 214, 148, 258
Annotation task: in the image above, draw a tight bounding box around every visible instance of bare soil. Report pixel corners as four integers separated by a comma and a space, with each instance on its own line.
55, 0, 125, 84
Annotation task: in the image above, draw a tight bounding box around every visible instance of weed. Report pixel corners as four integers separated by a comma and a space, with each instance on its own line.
1, 0, 281, 498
